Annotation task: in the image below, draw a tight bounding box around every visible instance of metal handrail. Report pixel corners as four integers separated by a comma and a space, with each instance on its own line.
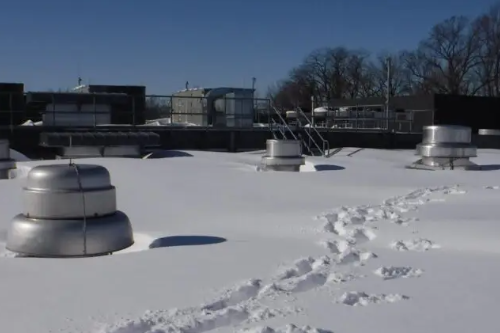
269, 107, 317, 155
270, 117, 287, 140
294, 116, 321, 155
296, 107, 330, 156
271, 107, 298, 141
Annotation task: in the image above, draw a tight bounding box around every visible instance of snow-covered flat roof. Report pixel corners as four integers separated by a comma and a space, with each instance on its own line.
1, 148, 500, 332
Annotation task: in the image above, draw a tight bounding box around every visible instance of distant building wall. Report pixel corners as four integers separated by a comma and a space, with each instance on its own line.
85, 85, 146, 125
0, 83, 25, 126
171, 89, 207, 125
171, 87, 255, 127
433, 94, 500, 132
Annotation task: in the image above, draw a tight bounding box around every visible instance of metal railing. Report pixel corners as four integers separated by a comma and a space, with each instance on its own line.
269, 107, 328, 157
296, 107, 330, 156
0, 91, 433, 135
304, 106, 434, 133
270, 107, 298, 140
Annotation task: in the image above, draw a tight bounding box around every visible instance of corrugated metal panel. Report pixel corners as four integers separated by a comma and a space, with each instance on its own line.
223, 91, 254, 127
43, 104, 111, 126
45, 104, 78, 113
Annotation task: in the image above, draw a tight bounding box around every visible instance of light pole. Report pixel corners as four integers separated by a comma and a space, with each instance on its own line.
385, 56, 391, 131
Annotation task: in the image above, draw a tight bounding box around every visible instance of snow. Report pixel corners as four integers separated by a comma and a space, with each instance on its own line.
19, 118, 201, 127
1, 147, 500, 332
20, 119, 43, 126
9, 149, 30, 162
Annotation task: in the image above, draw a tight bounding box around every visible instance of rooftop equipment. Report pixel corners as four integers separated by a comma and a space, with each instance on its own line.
478, 129, 500, 135
6, 163, 134, 257
0, 140, 16, 179
407, 125, 479, 170
259, 139, 305, 171
40, 131, 160, 159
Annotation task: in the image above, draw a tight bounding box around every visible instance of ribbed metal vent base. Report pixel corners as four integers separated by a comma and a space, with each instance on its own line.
6, 211, 134, 257
6, 164, 134, 258
406, 158, 480, 171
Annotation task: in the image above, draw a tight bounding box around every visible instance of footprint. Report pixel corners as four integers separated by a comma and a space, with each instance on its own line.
321, 220, 346, 235
319, 186, 461, 236
390, 238, 440, 252
318, 240, 352, 254
203, 279, 262, 311
100, 276, 304, 333
337, 249, 377, 265
346, 227, 377, 244
384, 185, 463, 209
443, 187, 467, 195
266, 256, 332, 294
327, 272, 360, 284
337, 291, 409, 306
366, 207, 401, 221
275, 257, 316, 280
318, 238, 376, 266
99, 302, 300, 333
237, 324, 334, 333
374, 266, 423, 280
279, 272, 329, 293
321, 221, 377, 244
391, 217, 419, 226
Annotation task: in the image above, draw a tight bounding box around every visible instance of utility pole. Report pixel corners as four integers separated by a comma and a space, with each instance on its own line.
252, 77, 256, 100
385, 56, 391, 131
251, 77, 257, 111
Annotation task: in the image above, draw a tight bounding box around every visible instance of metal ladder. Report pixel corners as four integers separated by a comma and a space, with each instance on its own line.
269, 107, 329, 157
295, 107, 330, 157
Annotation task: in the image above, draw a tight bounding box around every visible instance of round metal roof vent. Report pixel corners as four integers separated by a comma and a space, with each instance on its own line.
407, 125, 479, 170
259, 139, 305, 172
6, 163, 134, 257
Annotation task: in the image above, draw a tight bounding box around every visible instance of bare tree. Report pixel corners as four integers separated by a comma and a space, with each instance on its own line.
344, 49, 372, 98
302, 48, 333, 100
370, 51, 413, 97
405, 16, 481, 95
298, 47, 374, 102
268, 6, 500, 107
474, 4, 500, 96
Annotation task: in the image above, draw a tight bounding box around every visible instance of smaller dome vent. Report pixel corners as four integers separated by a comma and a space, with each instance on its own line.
259, 139, 305, 172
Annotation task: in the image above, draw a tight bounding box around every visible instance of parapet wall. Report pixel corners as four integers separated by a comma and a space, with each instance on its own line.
3, 127, 500, 159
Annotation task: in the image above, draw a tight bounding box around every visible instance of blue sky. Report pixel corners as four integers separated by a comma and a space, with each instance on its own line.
0, 0, 497, 95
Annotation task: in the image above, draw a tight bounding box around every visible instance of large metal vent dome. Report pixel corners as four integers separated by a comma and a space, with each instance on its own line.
407, 125, 479, 170
6, 163, 134, 257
